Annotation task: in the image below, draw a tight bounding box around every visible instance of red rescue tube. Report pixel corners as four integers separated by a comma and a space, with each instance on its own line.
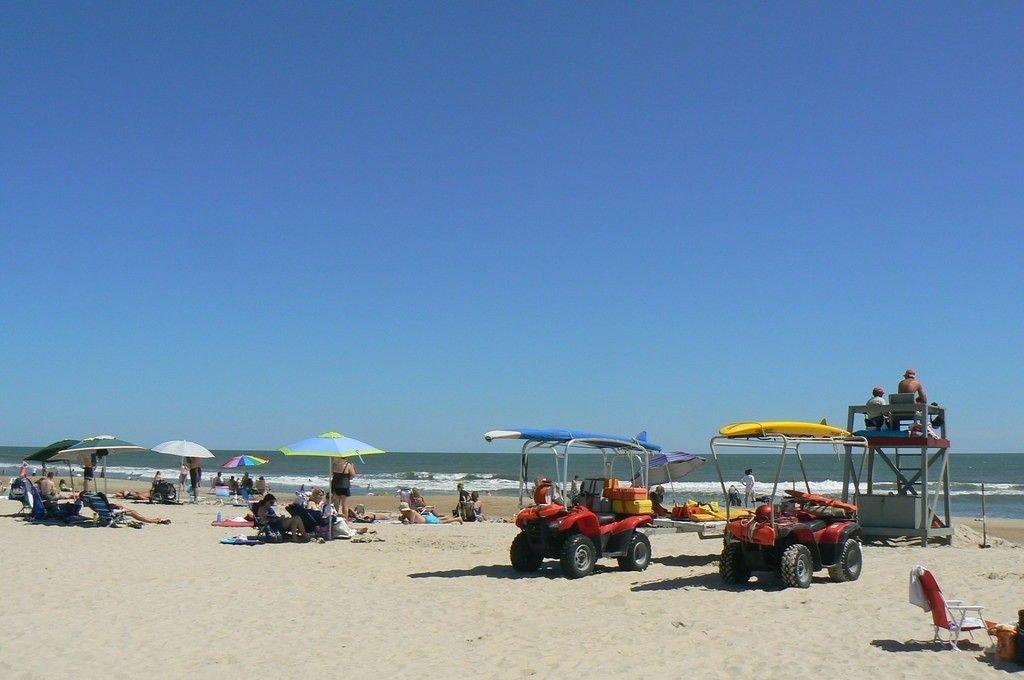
784, 489, 857, 513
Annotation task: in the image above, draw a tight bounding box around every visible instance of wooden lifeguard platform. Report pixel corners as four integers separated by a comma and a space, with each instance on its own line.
842, 399, 951, 545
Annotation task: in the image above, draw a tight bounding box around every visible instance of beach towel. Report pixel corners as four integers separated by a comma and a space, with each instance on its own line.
220, 536, 260, 545
909, 565, 930, 611
211, 520, 254, 527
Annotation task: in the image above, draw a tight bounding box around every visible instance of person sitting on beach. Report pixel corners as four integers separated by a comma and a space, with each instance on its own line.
409, 487, 430, 513
255, 476, 268, 495
59, 479, 72, 493
466, 491, 486, 522
254, 494, 308, 542
151, 470, 163, 491
649, 485, 671, 517
398, 502, 461, 525
306, 487, 327, 511
37, 472, 58, 501
727, 485, 743, 507
228, 476, 239, 495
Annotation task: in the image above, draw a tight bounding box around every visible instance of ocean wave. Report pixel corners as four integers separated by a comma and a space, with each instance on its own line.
15, 463, 1024, 500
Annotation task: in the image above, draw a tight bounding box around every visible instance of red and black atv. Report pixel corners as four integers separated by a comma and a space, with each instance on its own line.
710, 425, 868, 589
485, 428, 658, 579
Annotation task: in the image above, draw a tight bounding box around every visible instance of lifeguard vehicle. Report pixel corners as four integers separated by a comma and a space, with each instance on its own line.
484, 428, 659, 579
711, 421, 869, 589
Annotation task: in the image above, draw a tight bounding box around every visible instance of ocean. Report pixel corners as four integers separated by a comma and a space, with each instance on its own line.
2, 446, 1022, 519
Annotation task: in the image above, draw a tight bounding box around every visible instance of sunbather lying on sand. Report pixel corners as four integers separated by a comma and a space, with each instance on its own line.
116, 489, 151, 501
398, 502, 462, 524
109, 502, 171, 524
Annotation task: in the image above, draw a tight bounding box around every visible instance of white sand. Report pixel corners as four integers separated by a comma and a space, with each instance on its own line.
2, 496, 1021, 679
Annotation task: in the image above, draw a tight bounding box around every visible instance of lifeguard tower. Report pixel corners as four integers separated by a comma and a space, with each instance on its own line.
843, 398, 951, 545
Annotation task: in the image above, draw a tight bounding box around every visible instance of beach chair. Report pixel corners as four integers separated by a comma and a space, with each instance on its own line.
8, 477, 33, 515
81, 492, 129, 528
911, 566, 993, 650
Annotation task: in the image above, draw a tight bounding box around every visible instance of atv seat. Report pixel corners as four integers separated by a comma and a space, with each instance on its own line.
799, 519, 826, 533
595, 513, 617, 525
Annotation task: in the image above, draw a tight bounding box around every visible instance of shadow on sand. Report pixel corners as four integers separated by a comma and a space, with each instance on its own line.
649, 553, 719, 568
409, 561, 647, 580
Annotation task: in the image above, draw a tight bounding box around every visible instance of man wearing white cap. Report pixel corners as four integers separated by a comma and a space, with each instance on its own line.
865, 386, 888, 430
898, 368, 927, 404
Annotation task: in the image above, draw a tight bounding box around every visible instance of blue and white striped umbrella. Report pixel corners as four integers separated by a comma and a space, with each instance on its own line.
635, 450, 707, 487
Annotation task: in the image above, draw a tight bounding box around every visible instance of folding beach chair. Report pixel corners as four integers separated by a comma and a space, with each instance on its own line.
910, 565, 994, 650
8, 477, 33, 516
81, 492, 129, 527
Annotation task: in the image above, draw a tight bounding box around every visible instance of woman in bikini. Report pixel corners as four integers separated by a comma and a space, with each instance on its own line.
330, 457, 356, 517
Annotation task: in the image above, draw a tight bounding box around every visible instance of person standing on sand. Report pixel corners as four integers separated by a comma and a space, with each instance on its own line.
179, 463, 188, 493
331, 457, 356, 517
740, 469, 756, 507
82, 453, 97, 492
187, 456, 202, 501
898, 368, 927, 403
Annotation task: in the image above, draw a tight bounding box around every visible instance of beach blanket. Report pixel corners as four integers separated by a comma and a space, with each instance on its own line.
220, 536, 260, 545
211, 520, 254, 527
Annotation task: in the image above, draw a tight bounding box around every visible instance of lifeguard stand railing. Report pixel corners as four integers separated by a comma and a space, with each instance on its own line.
844, 401, 951, 546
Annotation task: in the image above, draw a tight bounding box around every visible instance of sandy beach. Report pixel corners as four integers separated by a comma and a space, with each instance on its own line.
2, 485, 1022, 679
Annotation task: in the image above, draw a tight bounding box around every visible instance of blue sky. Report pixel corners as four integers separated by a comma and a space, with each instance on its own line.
2, 3, 1022, 453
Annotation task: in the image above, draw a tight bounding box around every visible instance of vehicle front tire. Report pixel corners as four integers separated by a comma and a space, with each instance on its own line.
510, 532, 543, 572
617, 531, 652, 572
560, 533, 596, 579
827, 538, 862, 583
719, 542, 751, 585
780, 543, 813, 589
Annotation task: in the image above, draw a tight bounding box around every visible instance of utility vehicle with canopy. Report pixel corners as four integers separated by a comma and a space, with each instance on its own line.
711, 422, 869, 589
484, 428, 659, 579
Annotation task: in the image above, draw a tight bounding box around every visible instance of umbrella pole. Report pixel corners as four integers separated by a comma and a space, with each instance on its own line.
327, 460, 333, 540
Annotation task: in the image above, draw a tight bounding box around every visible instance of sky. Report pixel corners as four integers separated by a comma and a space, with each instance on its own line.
2, 3, 1022, 453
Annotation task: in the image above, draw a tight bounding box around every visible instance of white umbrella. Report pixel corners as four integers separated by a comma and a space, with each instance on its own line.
151, 440, 215, 459
152, 440, 216, 502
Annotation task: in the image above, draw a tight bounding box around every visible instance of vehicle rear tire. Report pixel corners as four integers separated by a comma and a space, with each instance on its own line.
719, 542, 751, 585
510, 532, 543, 572
780, 543, 813, 589
827, 538, 862, 582
560, 533, 596, 579
617, 531, 652, 571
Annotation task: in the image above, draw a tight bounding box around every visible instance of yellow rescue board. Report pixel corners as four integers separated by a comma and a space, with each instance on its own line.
719, 421, 851, 438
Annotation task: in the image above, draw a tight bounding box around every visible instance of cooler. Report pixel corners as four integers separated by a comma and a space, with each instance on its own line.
612, 499, 653, 515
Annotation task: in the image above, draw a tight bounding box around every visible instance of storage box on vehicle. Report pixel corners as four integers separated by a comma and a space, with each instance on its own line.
607, 487, 648, 501
612, 499, 653, 515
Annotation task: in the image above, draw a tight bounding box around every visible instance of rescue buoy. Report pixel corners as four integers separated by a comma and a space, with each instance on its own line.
784, 489, 857, 513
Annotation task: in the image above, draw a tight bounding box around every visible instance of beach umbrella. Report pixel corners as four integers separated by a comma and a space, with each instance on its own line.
25, 439, 82, 490
221, 454, 269, 469
636, 450, 707, 488
279, 431, 385, 458
152, 440, 216, 459
280, 431, 385, 539
55, 435, 151, 493
25, 439, 82, 463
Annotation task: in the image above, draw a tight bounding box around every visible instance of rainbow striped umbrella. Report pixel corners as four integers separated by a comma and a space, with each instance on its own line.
221, 454, 269, 469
